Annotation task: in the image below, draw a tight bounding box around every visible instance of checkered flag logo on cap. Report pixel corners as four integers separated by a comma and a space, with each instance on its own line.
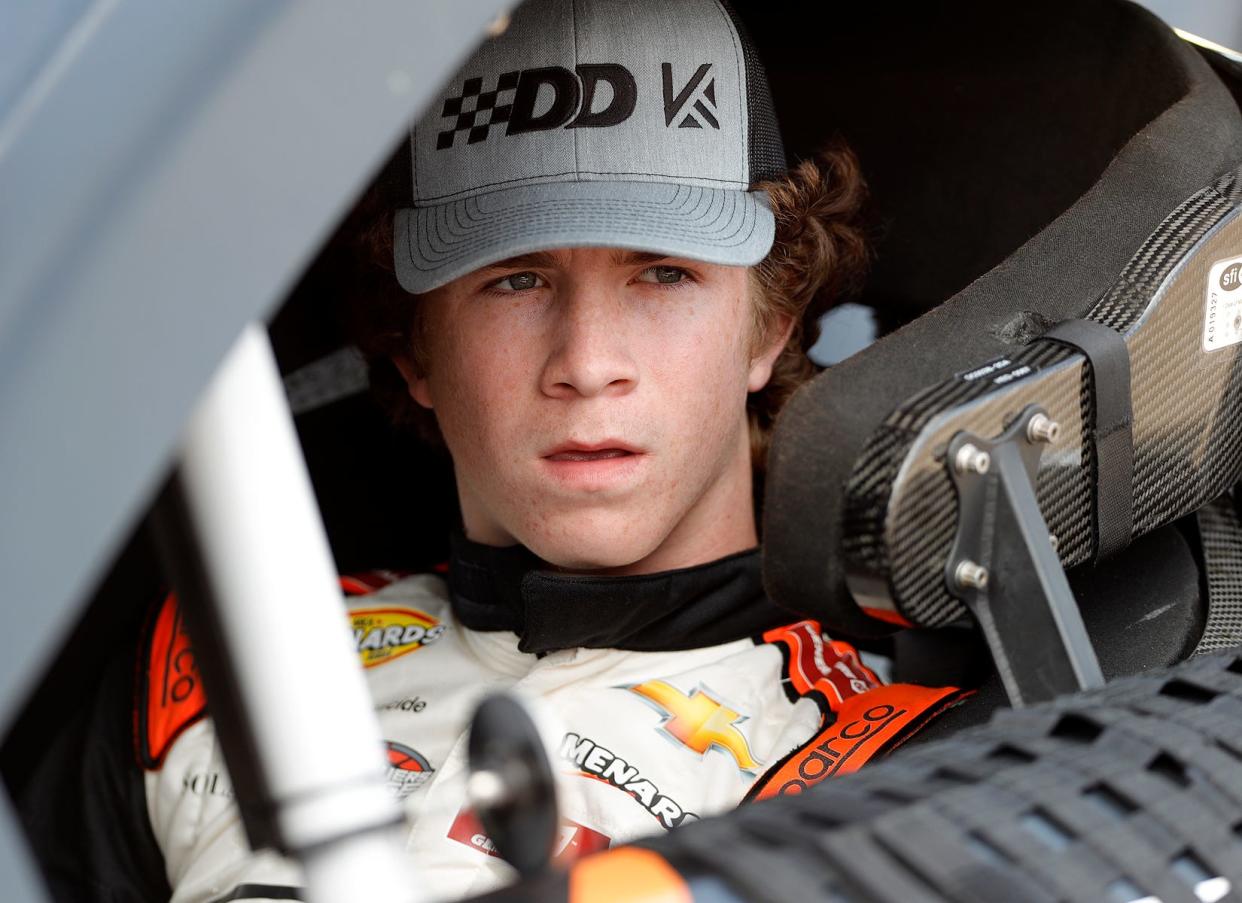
436, 71, 520, 150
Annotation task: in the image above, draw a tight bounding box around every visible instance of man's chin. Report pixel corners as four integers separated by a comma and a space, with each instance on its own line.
517, 511, 670, 574
527, 539, 660, 575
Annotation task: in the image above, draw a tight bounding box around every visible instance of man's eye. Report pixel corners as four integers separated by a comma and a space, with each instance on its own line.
637, 265, 688, 285
493, 271, 543, 292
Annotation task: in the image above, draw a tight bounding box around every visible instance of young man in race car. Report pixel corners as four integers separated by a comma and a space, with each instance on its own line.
30, 1, 963, 901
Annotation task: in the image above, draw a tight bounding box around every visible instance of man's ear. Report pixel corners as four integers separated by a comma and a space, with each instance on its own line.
747, 314, 796, 393
391, 355, 434, 409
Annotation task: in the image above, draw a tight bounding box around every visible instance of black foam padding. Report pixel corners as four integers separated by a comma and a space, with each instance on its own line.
742, 0, 1199, 329
759, 0, 1242, 635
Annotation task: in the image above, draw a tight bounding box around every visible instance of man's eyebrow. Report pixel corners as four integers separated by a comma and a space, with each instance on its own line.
478, 251, 562, 272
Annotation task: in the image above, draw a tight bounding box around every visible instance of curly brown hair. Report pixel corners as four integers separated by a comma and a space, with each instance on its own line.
347, 141, 869, 472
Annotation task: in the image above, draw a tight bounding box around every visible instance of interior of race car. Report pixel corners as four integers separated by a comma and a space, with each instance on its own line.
6, 0, 1242, 900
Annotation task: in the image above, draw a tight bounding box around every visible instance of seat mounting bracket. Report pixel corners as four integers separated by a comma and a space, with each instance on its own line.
944, 404, 1104, 706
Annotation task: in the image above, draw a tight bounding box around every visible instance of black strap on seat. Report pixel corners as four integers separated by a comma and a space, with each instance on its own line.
1037, 319, 1134, 561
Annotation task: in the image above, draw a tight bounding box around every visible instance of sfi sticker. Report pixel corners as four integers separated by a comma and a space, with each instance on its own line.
352, 606, 445, 668
1204, 254, 1242, 352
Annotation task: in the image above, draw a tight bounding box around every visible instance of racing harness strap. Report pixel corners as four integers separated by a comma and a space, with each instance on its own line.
135, 571, 411, 769
136, 592, 208, 769
747, 622, 966, 802
1036, 319, 1135, 561
744, 683, 968, 802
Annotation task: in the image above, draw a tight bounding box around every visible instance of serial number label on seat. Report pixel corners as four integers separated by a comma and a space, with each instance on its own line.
1205, 254, 1242, 352
955, 357, 1037, 386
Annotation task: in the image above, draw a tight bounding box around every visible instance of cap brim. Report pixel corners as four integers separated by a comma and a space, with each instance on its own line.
394, 181, 774, 294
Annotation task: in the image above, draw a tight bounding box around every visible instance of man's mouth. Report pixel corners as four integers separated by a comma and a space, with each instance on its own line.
546, 448, 634, 463
539, 441, 645, 490
541, 440, 645, 462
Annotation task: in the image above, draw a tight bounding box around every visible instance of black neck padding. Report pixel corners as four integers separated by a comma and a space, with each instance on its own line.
447, 533, 793, 655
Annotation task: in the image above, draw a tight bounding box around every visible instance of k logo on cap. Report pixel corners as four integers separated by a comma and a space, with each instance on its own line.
663, 63, 720, 129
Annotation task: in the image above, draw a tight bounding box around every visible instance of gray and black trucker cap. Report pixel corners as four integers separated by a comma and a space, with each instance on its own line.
394, 0, 786, 293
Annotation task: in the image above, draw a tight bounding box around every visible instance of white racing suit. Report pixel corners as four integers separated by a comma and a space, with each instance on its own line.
135, 555, 962, 903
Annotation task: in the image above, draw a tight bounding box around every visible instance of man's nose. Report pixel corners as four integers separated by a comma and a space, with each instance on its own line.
539, 291, 639, 399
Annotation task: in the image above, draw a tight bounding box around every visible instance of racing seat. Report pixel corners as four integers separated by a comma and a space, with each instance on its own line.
752, 0, 1242, 718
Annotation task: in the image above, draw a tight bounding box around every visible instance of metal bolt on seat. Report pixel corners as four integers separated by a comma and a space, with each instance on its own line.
955, 443, 992, 475
954, 560, 989, 590
1027, 413, 1061, 443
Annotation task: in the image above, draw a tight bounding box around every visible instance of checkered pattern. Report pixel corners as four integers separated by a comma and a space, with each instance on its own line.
436, 71, 521, 150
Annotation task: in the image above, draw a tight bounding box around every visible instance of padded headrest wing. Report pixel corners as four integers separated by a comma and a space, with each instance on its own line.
759, 1, 1242, 636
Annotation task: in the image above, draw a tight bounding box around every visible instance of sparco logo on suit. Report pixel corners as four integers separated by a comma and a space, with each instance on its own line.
436, 62, 720, 149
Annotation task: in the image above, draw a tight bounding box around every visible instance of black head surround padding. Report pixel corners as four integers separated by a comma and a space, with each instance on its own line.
755, 0, 1242, 637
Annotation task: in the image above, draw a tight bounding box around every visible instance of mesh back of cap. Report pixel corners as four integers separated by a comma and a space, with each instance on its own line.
720, 0, 787, 183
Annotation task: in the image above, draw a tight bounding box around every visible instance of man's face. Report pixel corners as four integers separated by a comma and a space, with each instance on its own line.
398, 247, 787, 574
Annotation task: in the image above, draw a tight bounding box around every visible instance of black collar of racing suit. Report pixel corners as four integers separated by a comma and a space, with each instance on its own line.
447, 532, 795, 655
